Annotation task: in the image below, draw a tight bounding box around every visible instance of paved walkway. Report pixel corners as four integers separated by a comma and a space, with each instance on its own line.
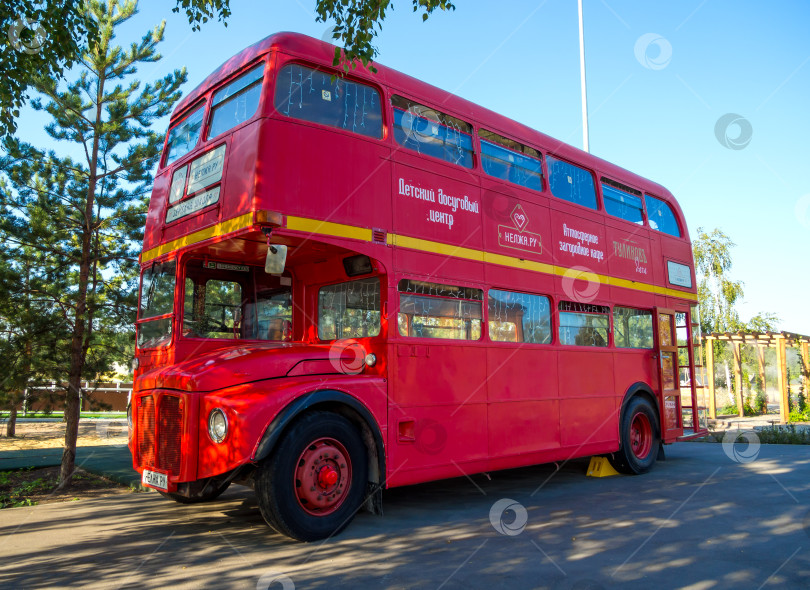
0, 443, 807, 589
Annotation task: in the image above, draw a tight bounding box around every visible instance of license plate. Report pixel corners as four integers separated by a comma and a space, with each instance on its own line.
142, 469, 168, 491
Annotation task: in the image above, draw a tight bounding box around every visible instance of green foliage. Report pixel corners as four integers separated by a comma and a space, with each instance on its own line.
693, 228, 780, 337
756, 424, 810, 443
0, 1, 98, 136
0, 0, 186, 484
313, 0, 455, 72
3, 1, 455, 135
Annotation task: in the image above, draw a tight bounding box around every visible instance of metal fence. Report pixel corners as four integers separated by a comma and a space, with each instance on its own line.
19, 382, 132, 413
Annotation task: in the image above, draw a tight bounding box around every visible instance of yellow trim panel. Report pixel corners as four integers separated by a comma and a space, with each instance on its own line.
140, 212, 698, 302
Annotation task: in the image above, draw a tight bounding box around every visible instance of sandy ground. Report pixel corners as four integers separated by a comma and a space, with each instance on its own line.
0, 420, 128, 451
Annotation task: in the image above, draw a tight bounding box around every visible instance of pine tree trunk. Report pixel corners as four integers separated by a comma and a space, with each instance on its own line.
5, 405, 17, 438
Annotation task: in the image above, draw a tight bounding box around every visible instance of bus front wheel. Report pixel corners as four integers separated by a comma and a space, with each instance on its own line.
255, 411, 368, 542
609, 396, 660, 475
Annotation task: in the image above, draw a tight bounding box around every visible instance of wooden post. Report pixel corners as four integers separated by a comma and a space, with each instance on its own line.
732, 340, 744, 417
776, 337, 789, 424
756, 345, 766, 393
706, 337, 716, 419
801, 341, 810, 381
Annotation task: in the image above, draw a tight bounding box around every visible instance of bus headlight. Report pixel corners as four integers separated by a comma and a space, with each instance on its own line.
208, 408, 228, 443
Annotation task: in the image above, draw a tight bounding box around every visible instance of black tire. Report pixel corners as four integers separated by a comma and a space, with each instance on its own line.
254, 411, 368, 542
159, 478, 231, 504
608, 396, 660, 475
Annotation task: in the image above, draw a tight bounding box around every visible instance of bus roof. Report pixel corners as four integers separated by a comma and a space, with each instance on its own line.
172, 31, 677, 208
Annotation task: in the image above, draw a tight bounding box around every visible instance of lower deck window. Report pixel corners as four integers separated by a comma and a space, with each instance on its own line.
488, 289, 551, 344
613, 307, 653, 348
558, 301, 609, 347
397, 279, 482, 340
318, 277, 381, 340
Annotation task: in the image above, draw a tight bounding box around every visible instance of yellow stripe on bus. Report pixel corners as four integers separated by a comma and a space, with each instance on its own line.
140, 211, 698, 303
141, 212, 254, 264
286, 216, 372, 242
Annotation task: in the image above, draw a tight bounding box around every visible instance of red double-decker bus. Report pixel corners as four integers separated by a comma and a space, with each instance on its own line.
131, 32, 708, 541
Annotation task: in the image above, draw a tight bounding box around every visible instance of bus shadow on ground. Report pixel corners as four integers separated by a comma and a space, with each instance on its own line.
1, 443, 808, 589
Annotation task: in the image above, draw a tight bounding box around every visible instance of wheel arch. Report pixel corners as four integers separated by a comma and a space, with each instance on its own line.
618, 382, 661, 447
253, 390, 385, 490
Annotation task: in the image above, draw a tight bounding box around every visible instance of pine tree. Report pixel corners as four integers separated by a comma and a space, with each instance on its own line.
0, 0, 186, 485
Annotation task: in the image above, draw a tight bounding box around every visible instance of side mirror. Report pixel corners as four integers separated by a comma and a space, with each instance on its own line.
265, 244, 287, 275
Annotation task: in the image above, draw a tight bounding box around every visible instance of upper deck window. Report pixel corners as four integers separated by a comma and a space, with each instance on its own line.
391, 96, 473, 168
275, 64, 382, 139
479, 129, 543, 191
164, 104, 205, 166
645, 194, 681, 237
208, 63, 264, 139
602, 179, 644, 225
547, 156, 597, 210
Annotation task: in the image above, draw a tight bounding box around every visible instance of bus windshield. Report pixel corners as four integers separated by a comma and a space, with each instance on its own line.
164, 103, 205, 165
137, 261, 177, 349
182, 260, 293, 342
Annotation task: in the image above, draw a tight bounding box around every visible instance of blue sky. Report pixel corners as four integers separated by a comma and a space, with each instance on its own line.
17, 0, 810, 333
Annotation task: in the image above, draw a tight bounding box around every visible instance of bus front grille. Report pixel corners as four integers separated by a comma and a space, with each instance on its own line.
137, 393, 183, 477
138, 395, 156, 468
158, 395, 183, 475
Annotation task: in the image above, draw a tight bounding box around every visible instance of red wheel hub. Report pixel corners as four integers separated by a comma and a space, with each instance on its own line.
630, 411, 652, 459
294, 437, 352, 516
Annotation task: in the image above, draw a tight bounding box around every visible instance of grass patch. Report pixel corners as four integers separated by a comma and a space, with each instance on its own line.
0, 466, 131, 509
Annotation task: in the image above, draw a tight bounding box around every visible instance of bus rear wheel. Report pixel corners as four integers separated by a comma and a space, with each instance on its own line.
255, 411, 368, 542
609, 396, 660, 475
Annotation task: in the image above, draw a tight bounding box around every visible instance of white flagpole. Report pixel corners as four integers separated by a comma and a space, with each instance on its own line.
578, 0, 590, 153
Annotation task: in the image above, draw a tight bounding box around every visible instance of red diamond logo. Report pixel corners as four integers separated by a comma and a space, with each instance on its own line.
511, 204, 529, 232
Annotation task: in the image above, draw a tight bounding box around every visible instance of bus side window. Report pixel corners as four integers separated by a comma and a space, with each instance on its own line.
547, 156, 598, 210
479, 129, 543, 192
318, 277, 381, 340
391, 95, 474, 168
613, 307, 654, 349
602, 179, 644, 225
397, 279, 482, 340
488, 289, 551, 344
645, 194, 682, 237
558, 300, 609, 347
275, 63, 383, 139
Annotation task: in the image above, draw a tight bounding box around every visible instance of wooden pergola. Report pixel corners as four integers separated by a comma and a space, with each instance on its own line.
705, 331, 810, 423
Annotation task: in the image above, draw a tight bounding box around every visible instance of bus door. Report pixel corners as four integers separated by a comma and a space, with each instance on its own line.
655, 309, 682, 440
